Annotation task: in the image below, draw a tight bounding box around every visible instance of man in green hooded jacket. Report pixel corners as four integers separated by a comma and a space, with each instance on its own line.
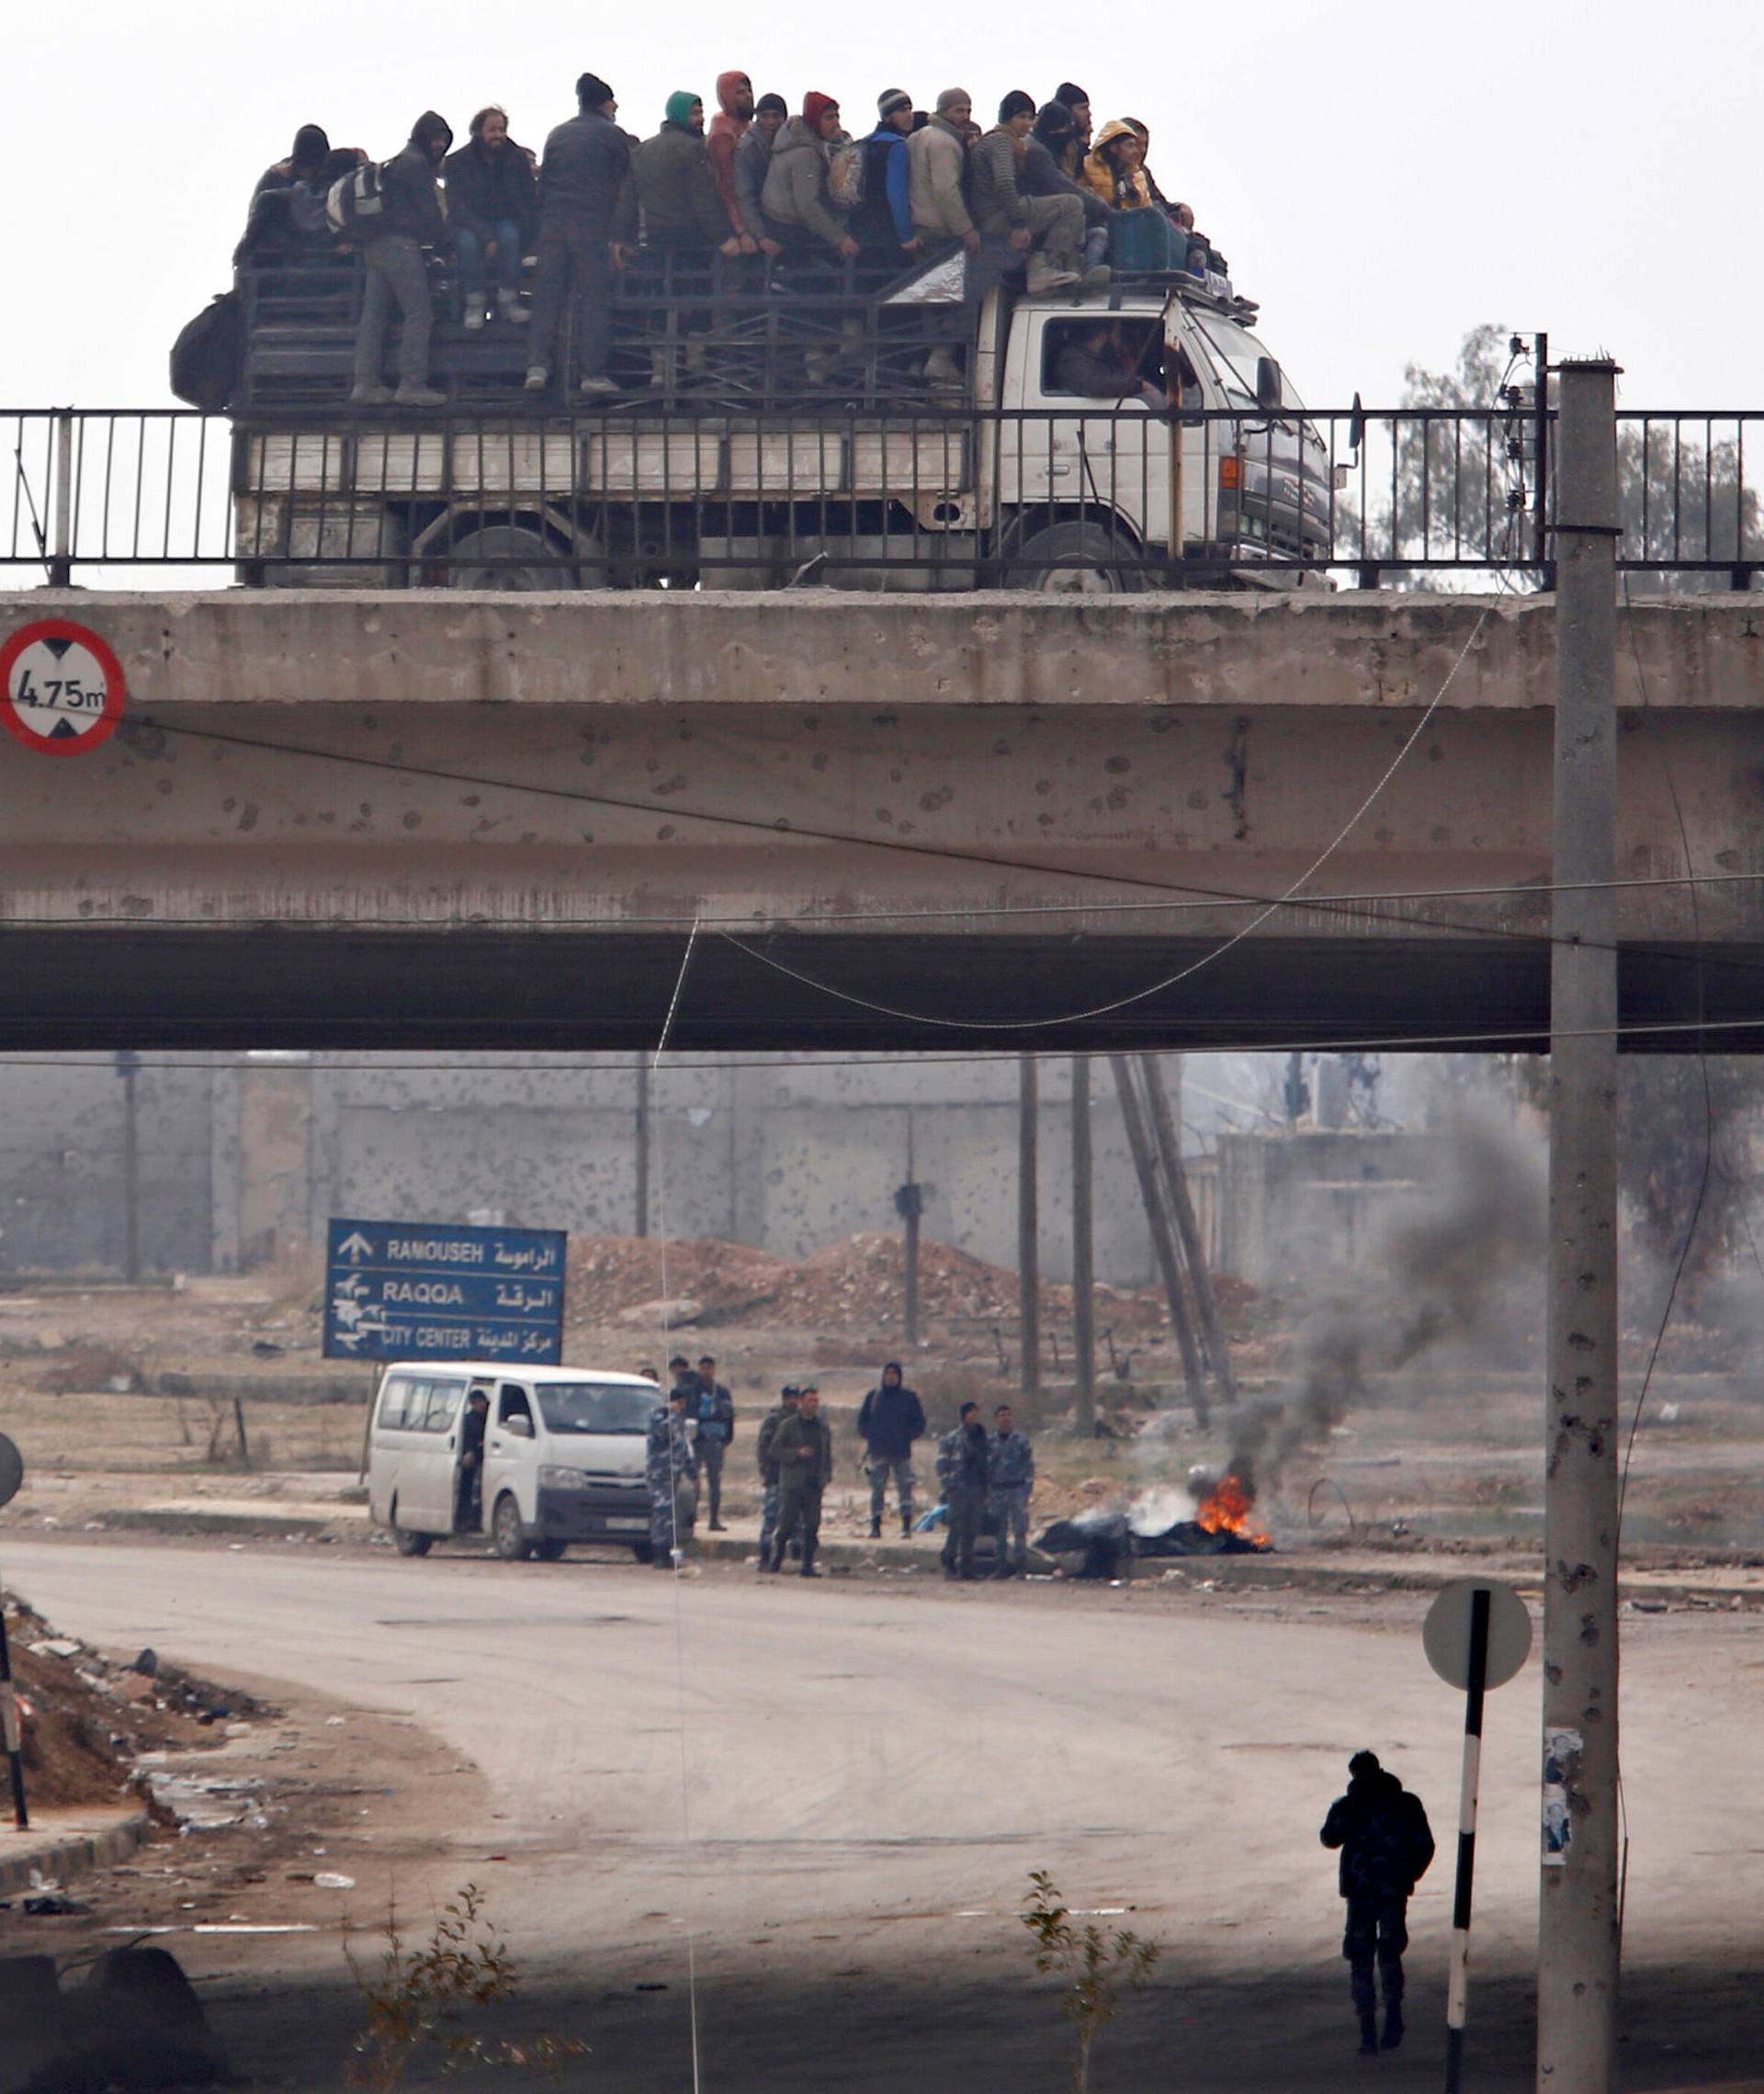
633, 93, 744, 264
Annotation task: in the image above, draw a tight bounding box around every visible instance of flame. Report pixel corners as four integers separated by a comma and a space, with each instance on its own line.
1196, 1472, 1270, 1545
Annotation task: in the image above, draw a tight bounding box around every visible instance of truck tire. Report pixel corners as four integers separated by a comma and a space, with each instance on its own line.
491, 1491, 534, 1562
447, 524, 601, 591
1006, 521, 1147, 594
533, 1538, 567, 1562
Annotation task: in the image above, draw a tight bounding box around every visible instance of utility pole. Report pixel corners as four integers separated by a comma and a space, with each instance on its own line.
1110, 1056, 1208, 1428
1141, 1056, 1237, 1407
897, 1112, 922, 1353
1017, 1054, 1041, 1394
634, 1057, 651, 1239
1070, 1056, 1096, 1430
115, 1050, 141, 1284
1537, 357, 1621, 2094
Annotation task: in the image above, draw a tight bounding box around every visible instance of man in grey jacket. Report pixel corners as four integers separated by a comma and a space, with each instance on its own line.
525, 73, 635, 397
969, 92, 1090, 294
762, 93, 859, 260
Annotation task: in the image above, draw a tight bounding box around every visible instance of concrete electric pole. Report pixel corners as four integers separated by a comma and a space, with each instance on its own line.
1070, 1055, 1096, 1428
1537, 357, 1622, 2093
1017, 1054, 1041, 1393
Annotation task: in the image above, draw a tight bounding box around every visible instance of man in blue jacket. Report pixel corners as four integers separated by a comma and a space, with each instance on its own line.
690, 1353, 736, 1530
858, 1360, 926, 1537
852, 89, 918, 267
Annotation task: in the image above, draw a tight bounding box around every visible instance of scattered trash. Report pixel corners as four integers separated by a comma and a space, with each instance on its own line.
23, 1894, 90, 1916
28, 1638, 83, 1659
313, 1873, 356, 1890
635, 1982, 670, 1992
325, 1716, 346, 1727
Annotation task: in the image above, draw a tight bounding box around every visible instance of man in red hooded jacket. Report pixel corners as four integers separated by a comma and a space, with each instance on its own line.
707, 71, 758, 253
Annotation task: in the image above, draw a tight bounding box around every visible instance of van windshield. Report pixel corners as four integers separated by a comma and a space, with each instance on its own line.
537, 1383, 657, 1435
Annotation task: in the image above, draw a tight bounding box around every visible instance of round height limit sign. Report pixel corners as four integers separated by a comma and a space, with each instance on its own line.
1, 618, 127, 754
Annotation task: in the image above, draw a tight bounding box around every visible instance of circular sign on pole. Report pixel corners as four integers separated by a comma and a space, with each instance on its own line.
1424, 1577, 1532, 1692
0, 1433, 22, 1510
0, 618, 127, 756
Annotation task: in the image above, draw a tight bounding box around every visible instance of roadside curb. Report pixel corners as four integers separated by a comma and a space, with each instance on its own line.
98, 1507, 364, 1540
0, 1811, 150, 1896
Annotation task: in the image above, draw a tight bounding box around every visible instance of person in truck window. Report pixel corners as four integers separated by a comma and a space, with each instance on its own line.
761, 93, 859, 262
349, 110, 453, 408
1024, 100, 1111, 281
1055, 319, 1164, 408
706, 72, 758, 252
634, 94, 744, 267
733, 93, 787, 256
444, 107, 537, 330
525, 72, 637, 398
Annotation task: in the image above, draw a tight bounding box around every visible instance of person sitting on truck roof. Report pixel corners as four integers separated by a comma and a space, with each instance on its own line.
907, 87, 980, 255
525, 73, 637, 398
707, 73, 758, 252
970, 91, 1092, 294
851, 89, 919, 264
634, 94, 744, 272
253, 123, 330, 200
733, 93, 787, 256
234, 153, 341, 269
1025, 101, 1111, 279
761, 93, 860, 262
444, 108, 538, 331
1054, 318, 1165, 409
1083, 118, 1189, 272
1051, 84, 1092, 174
349, 111, 453, 409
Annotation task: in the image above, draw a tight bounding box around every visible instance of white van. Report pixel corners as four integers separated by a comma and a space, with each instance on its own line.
367, 1361, 658, 1563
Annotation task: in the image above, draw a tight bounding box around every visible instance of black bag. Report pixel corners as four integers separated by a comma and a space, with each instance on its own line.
168, 290, 242, 413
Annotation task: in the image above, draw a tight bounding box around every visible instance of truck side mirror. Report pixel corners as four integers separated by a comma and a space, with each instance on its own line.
505, 1414, 534, 1439
1256, 357, 1283, 409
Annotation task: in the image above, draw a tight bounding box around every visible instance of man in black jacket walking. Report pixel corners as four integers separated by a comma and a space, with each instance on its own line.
858, 1361, 926, 1537
1320, 1750, 1435, 2055
526, 74, 633, 397
351, 111, 453, 407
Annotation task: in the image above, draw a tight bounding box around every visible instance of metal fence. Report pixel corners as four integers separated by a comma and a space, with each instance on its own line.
6, 403, 1763, 590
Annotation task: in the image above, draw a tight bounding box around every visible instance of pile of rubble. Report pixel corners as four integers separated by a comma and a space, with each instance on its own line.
565, 1228, 1170, 1337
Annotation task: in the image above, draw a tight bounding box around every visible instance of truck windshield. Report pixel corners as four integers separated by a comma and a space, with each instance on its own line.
1191, 314, 1304, 412
537, 1383, 656, 1435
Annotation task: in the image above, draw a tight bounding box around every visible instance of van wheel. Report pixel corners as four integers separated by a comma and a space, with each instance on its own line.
447, 524, 603, 591
1007, 522, 1148, 594
533, 1539, 567, 1562
392, 1525, 432, 1558
492, 1493, 534, 1562
630, 1540, 656, 1565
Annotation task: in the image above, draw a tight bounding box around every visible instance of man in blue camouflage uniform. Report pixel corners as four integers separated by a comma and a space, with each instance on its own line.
754, 1381, 800, 1567
691, 1353, 737, 1531
936, 1401, 990, 1580
646, 1380, 699, 1567
987, 1401, 1036, 1577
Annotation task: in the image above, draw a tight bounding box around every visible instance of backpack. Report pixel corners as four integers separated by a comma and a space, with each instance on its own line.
826, 138, 865, 213
326, 161, 390, 234
168, 290, 242, 413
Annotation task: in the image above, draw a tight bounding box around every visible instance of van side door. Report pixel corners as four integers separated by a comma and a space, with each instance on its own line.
482, 1381, 537, 1530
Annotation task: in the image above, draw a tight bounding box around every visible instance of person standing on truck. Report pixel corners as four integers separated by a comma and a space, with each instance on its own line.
857, 1360, 925, 1538
691, 1353, 735, 1530
525, 73, 635, 399
455, 1387, 491, 1533
444, 108, 537, 331
761, 94, 860, 264
733, 94, 787, 257
349, 111, 453, 408
970, 91, 1091, 294
706, 72, 758, 252
646, 1379, 700, 1568
853, 90, 919, 266
755, 1381, 800, 1566
634, 95, 744, 268
767, 1383, 833, 1579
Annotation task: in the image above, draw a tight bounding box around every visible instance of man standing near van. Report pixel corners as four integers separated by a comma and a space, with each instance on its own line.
647, 1382, 699, 1567
768, 1383, 833, 1578
693, 1353, 736, 1530
756, 1381, 799, 1564
456, 1387, 491, 1533
857, 1360, 925, 1538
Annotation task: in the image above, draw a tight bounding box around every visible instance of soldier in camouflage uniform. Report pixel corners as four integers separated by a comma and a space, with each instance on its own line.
987, 1401, 1036, 1577
754, 1382, 800, 1566
646, 1382, 700, 1567
936, 1401, 990, 1580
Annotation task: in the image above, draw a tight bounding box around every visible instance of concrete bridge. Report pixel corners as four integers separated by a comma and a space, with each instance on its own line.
0, 588, 1758, 1051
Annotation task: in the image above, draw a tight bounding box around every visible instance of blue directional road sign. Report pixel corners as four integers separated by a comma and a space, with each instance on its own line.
322, 1218, 568, 1365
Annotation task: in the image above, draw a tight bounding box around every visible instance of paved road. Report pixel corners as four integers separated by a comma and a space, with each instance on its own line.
4, 1541, 1754, 2090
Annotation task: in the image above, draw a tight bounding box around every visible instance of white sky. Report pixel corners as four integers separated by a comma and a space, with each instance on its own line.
5, 0, 1757, 413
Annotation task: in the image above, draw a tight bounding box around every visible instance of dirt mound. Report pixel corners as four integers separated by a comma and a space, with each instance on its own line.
566, 1236, 793, 1328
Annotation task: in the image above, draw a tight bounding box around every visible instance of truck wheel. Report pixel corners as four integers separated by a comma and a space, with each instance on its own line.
391, 1524, 432, 1558
1007, 522, 1147, 594
533, 1539, 567, 1562
447, 524, 598, 591
492, 1492, 534, 1562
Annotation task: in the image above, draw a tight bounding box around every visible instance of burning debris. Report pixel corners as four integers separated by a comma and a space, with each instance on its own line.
1036, 1469, 1273, 1579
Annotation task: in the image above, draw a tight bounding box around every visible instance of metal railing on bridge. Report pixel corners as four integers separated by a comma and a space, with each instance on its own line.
5, 402, 1761, 591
